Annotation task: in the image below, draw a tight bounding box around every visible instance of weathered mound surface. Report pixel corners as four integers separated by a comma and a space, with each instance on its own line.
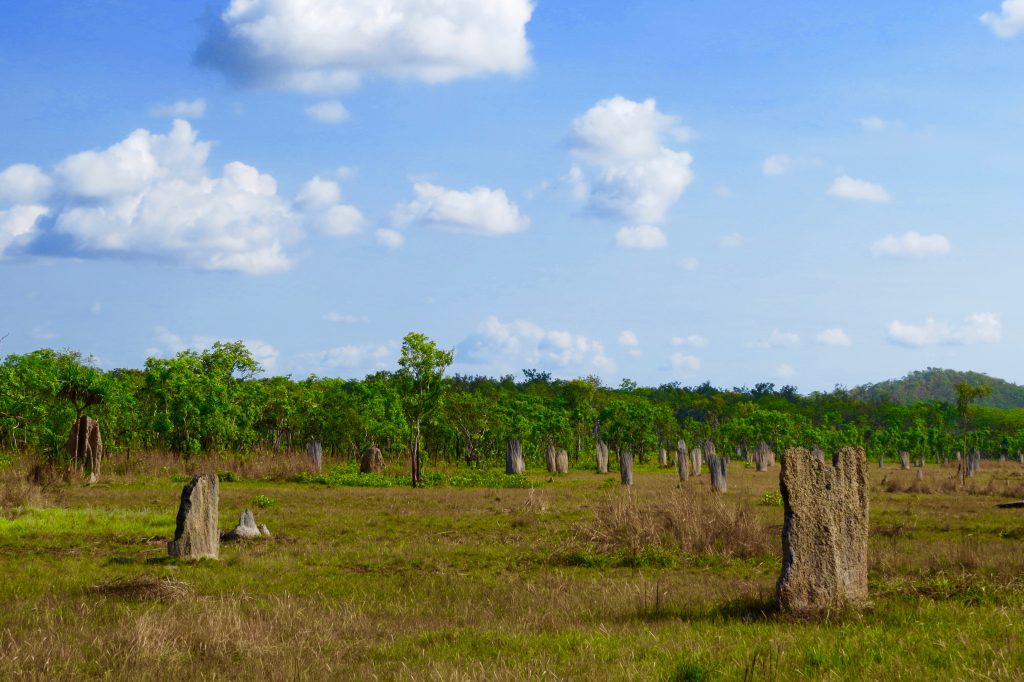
777, 447, 868, 615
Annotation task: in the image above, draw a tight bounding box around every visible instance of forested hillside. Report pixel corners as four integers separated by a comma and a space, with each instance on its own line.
4, 340, 1024, 472
853, 368, 1024, 409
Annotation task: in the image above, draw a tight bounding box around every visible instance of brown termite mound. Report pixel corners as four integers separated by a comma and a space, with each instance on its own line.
66, 416, 103, 483
545, 444, 558, 473
596, 440, 609, 474
619, 451, 633, 486
306, 441, 323, 473
753, 442, 774, 472
677, 439, 689, 481
506, 439, 526, 475
168, 474, 220, 560
555, 448, 569, 474
777, 447, 869, 616
359, 446, 385, 474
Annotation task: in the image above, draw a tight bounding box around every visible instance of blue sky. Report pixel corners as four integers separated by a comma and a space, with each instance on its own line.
2, 0, 1023, 391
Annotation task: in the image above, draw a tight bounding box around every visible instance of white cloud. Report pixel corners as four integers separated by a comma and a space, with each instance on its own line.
888, 313, 1002, 347
616, 225, 666, 249
754, 329, 800, 348
0, 164, 53, 203
149, 98, 207, 119
376, 228, 405, 249
457, 315, 615, 376
670, 352, 701, 371
199, 0, 534, 93
295, 175, 364, 236
871, 232, 950, 257
776, 363, 796, 379
318, 344, 392, 369
720, 232, 745, 248
816, 328, 852, 347
322, 312, 367, 324
149, 327, 279, 371
50, 120, 300, 274
981, 0, 1024, 37
393, 182, 528, 236
305, 100, 349, 123
761, 154, 793, 176
569, 96, 694, 226
828, 175, 891, 203
860, 116, 886, 131
618, 330, 639, 347
0, 205, 48, 256
672, 335, 707, 347
680, 256, 700, 271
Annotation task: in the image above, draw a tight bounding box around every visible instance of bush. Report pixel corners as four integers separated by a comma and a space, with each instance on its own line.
252, 494, 274, 509
758, 490, 783, 507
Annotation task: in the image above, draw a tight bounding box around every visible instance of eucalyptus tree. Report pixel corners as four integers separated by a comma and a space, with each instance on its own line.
397, 332, 453, 487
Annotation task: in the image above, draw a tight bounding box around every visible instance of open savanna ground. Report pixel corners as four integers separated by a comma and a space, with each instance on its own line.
2, 456, 1024, 681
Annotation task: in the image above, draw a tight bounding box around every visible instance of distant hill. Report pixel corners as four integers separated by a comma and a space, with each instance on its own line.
852, 368, 1024, 408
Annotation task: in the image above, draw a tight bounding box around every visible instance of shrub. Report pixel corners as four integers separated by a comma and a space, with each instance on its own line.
758, 490, 784, 507
252, 494, 275, 509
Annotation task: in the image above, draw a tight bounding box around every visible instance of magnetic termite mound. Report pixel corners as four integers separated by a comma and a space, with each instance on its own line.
777, 447, 869, 616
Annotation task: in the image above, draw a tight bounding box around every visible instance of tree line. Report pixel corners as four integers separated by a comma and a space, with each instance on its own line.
3, 334, 1024, 474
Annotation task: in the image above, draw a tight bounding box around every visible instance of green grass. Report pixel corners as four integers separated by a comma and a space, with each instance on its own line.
294, 463, 535, 488
3, 461, 1024, 679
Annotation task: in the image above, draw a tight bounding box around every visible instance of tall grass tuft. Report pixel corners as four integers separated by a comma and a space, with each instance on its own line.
566, 489, 775, 566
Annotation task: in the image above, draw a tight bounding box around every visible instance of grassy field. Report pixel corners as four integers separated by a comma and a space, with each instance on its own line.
2, 455, 1024, 680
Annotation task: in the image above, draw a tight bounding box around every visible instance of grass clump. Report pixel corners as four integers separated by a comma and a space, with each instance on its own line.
565, 489, 774, 566
758, 490, 783, 507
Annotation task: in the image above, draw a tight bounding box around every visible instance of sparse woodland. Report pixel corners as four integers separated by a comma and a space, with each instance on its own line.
2, 336, 1023, 477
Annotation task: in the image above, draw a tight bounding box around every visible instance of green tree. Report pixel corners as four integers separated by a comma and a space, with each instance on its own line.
398, 332, 454, 487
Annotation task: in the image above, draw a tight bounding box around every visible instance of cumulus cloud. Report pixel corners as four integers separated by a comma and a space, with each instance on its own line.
816, 328, 852, 347
197, 0, 534, 93
149, 98, 207, 119
393, 182, 528, 236
0, 205, 48, 256
672, 335, 707, 347
753, 329, 800, 348
0, 164, 53, 204
871, 232, 950, 257
457, 315, 614, 376
888, 313, 1001, 347
48, 120, 299, 273
148, 327, 279, 371
569, 96, 694, 235
616, 225, 666, 249
670, 352, 701, 371
828, 175, 891, 203
761, 154, 793, 176
294, 175, 364, 236
618, 330, 639, 347
376, 228, 405, 248
305, 100, 349, 123
981, 0, 1024, 37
